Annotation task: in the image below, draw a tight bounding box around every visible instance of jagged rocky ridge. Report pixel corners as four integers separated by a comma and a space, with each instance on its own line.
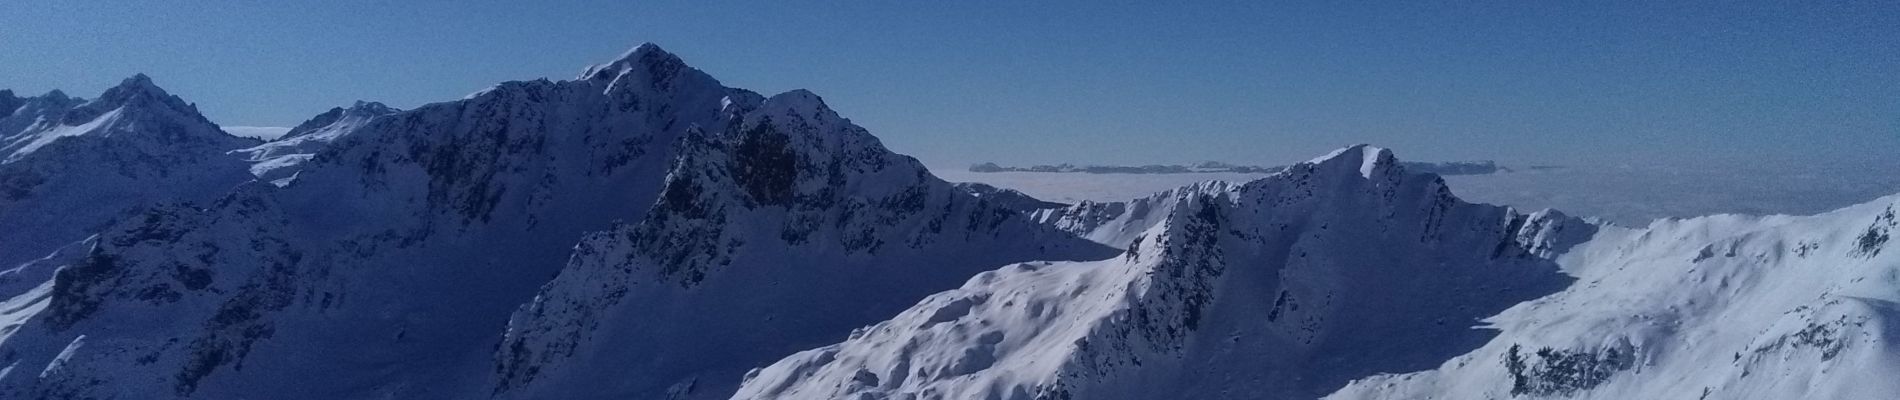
234, 100, 399, 184
487, 87, 1114, 400
0, 75, 259, 273
733, 146, 1590, 399
969, 159, 1506, 175
0, 43, 1112, 400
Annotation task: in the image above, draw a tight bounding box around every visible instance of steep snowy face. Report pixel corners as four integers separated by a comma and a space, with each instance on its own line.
489, 88, 1117, 400
1327, 196, 1900, 400
0, 76, 259, 269
235, 100, 399, 184
733, 145, 1591, 400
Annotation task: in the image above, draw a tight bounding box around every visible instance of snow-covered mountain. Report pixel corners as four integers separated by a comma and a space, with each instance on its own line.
487, 86, 1115, 400
234, 100, 398, 184
734, 146, 1900, 400
733, 146, 1590, 399
0, 75, 259, 272
3, 42, 1897, 400
0, 43, 1113, 400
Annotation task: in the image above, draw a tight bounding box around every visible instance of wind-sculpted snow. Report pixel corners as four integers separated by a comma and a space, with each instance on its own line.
1030, 180, 1241, 248
733, 146, 1590, 400
0, 75, 260, 271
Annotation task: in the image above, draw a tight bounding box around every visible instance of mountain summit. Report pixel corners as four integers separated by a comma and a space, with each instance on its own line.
0, 75, 257, 270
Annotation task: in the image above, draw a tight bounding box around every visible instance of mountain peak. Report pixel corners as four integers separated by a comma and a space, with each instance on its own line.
1304, 144, 1396, 179
278, 100, 399, 140
758, 89, 834, 121
109, 73, 165, 97
348, 100, 395, 114
624, 42, 671, 59
87, 73, 198, 117
579, 42, 687, 81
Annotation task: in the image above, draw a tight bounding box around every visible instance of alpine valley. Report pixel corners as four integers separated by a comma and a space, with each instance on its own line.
1, 44, 1895, 400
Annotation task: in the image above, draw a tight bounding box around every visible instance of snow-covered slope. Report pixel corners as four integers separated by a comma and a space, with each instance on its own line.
234, 100, 398, 184
0, 75, 259, 270
733, 146, 1591, 400
1327, 195, 1900, 400
736, 146, 1900, 400
0, 43, 1112, 400
488, 86, 1115, 400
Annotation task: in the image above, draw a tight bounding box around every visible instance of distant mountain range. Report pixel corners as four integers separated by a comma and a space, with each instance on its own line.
969, 160, 1521, 175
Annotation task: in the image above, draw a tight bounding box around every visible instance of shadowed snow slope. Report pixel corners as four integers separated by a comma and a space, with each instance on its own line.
0, 44, 1113, 400
733, 145, 1591, 400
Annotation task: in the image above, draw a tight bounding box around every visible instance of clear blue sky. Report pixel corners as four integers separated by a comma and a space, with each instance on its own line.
2, 1, 1895, 168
